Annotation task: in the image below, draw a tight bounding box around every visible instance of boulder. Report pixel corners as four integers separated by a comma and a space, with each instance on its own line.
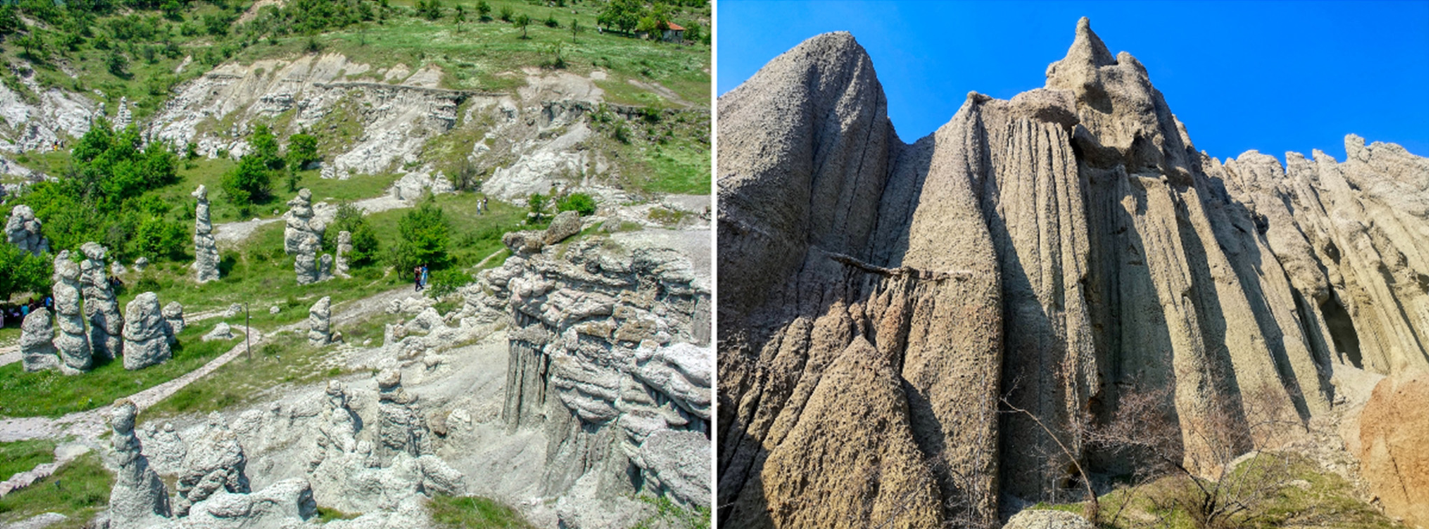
4, 204, 47, 255
173, 413, 250, 516
203, 322, 235, 342
19, 309, 58, 373
308, 296, 331, 346
1354, 371, 1429, 528
163, 301, 185, 340
376, 369, 430, 460
122, 292, 172, 370
335, 230, 352, 278
544, 210, 582, 245
632, 430, 711, 509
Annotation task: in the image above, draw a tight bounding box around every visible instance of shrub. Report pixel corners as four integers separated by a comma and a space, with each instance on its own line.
0, 243, 51, 301
428, 268, 470, 297
527, 193, 547, 224
132, 217, 187, 261
387, 197, 450, 270
221, 155, 272, 207
326, 204, 380, 267
498, 5, 512, 22
556, 193, 596, 216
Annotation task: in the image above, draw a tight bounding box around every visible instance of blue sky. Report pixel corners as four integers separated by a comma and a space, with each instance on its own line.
717, 1, 1429, 164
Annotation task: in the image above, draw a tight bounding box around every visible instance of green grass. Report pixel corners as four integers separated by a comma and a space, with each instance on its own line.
0, 440, 57, 482
317, 505, 360, 522
1033, 453, 1401, 529
0, 325, 231, 418
428, 495, 536, 529
0, 326, 19, 348
0, 452, 110, 529
143, 328, 333, 420
630, 495, 710, 529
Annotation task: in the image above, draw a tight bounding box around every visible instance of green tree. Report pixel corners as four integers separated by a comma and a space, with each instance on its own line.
221, 155, 272, 207
527, 192, 547, 224
556, 193, 596, 216
249, 123, 283, 170
476, 0, 491, 21
286, 132, 319, 169
326, 203, 380, 267
388, 197, 450, 270
453, 4, 465, 30
514, 13, 530, 38
597, 0, 643, 33
543, 14, 559, 28
132, 216, 187, 260
106, 50, 128, 76
0, 6, 22, 35
0, 243, 52, 301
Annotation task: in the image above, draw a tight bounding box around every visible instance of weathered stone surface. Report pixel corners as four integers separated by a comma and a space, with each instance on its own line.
163, 302, 185, 342
334, 230, 352, 278
178, 478, 317, 528
715, 19, 1424, 525
138, 422, 187, 475
19, 308, 58, 372
545, 210, 582, 245
122, 292, 172, 370
193, 185, 220, 283
376, 369, 430, 460
294, 234, 321, 285
284, 188, 323, 256
1003, 510, 1096, 529
1354, 371, 1429, 528
308, 296, 331, 346
5, 204, 47, 255
108, 399, 172, 527
81, 242, 123, 360
469, 234, 711, 508
174, 413, 250, 517
51, 251, 91, 374
203, 322, 235, 342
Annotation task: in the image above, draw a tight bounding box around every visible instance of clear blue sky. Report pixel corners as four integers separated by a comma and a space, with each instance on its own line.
717, 1, 1429, 164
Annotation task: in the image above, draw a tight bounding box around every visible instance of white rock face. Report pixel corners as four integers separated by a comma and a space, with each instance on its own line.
305, 381, 465, 513
51, 251, 91, 374
173, 413, 250, 516
80, 242, 123, 360
334, 230, 352, 278
203, 322, 236, 342
163, 302, 185, 343
122, 292, 172, 370
108, 399, 173, 527
4, 204, 47, 255
0, 69, 97, 155
390, 168, 455, 202
137, 422, 187, 475
631, 430, 711, 510
19, 308, 58, 373
484, 123, 592, 202
193, 185, 220, 283
308, 296, 331, 346
376, 370, 430, 460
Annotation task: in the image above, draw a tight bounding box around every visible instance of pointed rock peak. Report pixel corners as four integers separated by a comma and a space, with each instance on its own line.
1068, 17, 1117, 68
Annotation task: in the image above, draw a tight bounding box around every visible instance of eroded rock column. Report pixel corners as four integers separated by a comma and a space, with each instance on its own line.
52, 251, 91, 374
81, 242, 123, 360
193, 185, 220, 283
122, 292, 172, 370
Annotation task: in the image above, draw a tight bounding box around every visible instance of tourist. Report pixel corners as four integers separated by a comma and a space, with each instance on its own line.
20, 303, 28, 318
421, 264, 430, 290
414, 265, 423, 292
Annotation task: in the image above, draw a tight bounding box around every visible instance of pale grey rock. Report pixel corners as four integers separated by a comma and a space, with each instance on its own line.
269, 305, 280, 315
122, 292, 172, 370
319, 253, 334, 282
173, 413, 250, 517
51, 251, 91, 374
633, 342, 712, 421
108, 399, 172, 527
19, 308, 58, 372
133, 256, 149, 272
4, 512, 67, 529
545, 210, 583, 245
631, 430, 711, 508
203, 322, 235, 342
376, 369, 430, 460
163, 301, 185, 338
5, 204, 47, 255
193, 185, 220, 283
308, 296, 331, 346
223, 303, 243, 318
81, 242, 123, 360
138, 422, 187, 475
283, 188, 323, 256
334, 230, 353, 278
111, 261, 127, 276
1003, 510, 1096, 529
114, 96, 133, 130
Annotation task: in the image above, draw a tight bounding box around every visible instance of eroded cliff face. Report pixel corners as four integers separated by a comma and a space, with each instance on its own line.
717, 18, 1429, 527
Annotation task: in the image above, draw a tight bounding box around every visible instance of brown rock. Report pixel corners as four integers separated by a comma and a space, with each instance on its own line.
1355, 371, 1429, 528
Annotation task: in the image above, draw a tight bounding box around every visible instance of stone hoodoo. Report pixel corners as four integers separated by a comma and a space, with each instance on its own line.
4, 204, 47, 255
334, 230, 352, 278
162, 301, 185, 344
173, 412, 251, 517
80, 242, 123, 360
305, 380, 465, 514
468, 225, 713, 510
308, 296, 332, 346
716, 19, 1429, 526
52, 251, 92, 374
108, 399, 172, 527
122, 292, 172, 370
19, 308, 58, 372
376, 369, 431, 460
284, 188, 323, 255
192, 185, 220, 283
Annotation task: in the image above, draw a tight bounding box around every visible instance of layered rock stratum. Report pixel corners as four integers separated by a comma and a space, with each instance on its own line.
717, 18, 1429, 527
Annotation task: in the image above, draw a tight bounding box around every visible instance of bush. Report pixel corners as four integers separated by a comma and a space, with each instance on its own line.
476, 0, 491, 20
527, 193, 547, 224
387, 197, 450, 270
427, 268, 470, 297
0, 243, 51, 301
556, 193, 596, 216
498, 5, 512, 22
326, 204, 380, 267
286, 132, 319, 168
132, 217, 187, 261
544, 14, 559, 28
221, 155, 272, 207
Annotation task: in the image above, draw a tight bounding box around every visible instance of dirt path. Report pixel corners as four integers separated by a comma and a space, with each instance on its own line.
0, 347, 17, 367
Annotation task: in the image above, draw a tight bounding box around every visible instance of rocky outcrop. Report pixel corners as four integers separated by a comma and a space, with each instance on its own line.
52, 251, 91, 374
308, 296, 332, 346
192, 185, 220, 283
335, 230, 352, 278
19, 309, 58, 372
468, 229, 712, 509
173, 413, 251, 517
0, 68, 98, 155
5, 204, 47, 255
163, 302, 185, 343
544, 210, 583, 245
376, 369, 430, 460
81, 242, 123, 360
123, 292, 172, 370
1354, 371, 1429, 528
305, 380, 465, 514
108, 399, 172, 528
716, 20, 1428, 526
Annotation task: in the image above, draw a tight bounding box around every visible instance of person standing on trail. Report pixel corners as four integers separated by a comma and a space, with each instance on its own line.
421, 264, 430, 290
414, 265, 423, 292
